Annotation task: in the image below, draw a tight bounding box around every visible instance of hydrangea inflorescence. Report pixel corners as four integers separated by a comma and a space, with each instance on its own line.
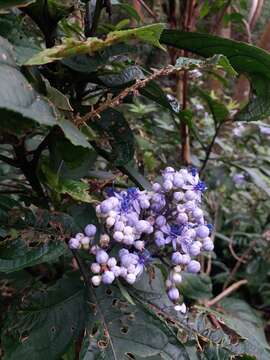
69, 167, 214, 313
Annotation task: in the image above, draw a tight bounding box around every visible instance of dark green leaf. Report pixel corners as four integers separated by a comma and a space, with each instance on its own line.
119, 162, 152, 190
0, 239, 66, 273
196, 88, 229, 123
99, 65, 145, 87
1, 274, 86, 360
179, 272, 213, 300
160, 29, 270, 121
94, 109, 135, 166
57, 118, 91, 149
0, 13, 41, 65
0, 36, 57, 135
60, 179, 95, 203
79, 284, 186, 360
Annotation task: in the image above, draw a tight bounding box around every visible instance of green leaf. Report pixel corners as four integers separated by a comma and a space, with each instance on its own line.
1, 274, 86, 360
62, 43, 133, 74
79, 284, 186, 360
57, 118, 91, 149
67, 203, 99, 235
45, 80, 73, 111
41, 161, 95, 203
49, 135, 97, 181
141, 81, 181, 114
179, 272, 213, 300
0, 36, 57, 135
207, 54, 237, 76
99, 65, 145, 87
120, 162, 152, 190
94, 109, 135, 166
25, 24, 165, 66
219, 298, 270, 359
197, 298, 270, 359
0, 0, 35, 9
0, 239, 66, 273
23, 0, 73, 48
175, 54, 237, 76
117, 280, 136, 306
160, 29, 270, 121
0, 13, 42, 65
118, 3, 141, 23
196, 88, 229, 124
60, 179, 94, 203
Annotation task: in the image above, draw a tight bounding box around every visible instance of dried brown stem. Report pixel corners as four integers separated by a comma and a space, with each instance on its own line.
228, 241, 247, 263
223, 240, 256, 289
75, 65, 192, 127
136, 0, 158, 21
206, 279, 248, 307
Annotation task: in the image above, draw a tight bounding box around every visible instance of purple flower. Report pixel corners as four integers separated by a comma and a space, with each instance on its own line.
68, 167, 213, 311
259, 125, 270, 136
233, 173, 245, 185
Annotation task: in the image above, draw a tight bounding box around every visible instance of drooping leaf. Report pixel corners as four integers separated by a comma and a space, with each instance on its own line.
160, 30, 270, 121
1, 274, 86, 360
0, 36, 57, 135
25, 24, 165, 66
45, 80, 73, 111
57, 118, 91, 149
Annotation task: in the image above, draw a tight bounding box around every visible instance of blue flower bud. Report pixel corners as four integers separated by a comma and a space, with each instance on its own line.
168, 287, 180, 301
84, 224, 97, 237
196, 225, 210, 238
96, 250, 109, 264
187, 260, 201, 273
102, 271, 115, 284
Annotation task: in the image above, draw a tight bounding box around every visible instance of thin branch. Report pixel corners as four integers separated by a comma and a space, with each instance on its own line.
0, 190, 26, 194
229, 241, 247, 263
205, 201, 219, 275
0, 154, 19, 167
31, 131, 52, 168
206, 279, 248, 307
75, 65, 191, 127
199, 122, 224, 175
223, 240, 256, 289
13, 140, 49, 209
136, 0, 158, 21
85, 0, 105, 37
211, 0, 232, 34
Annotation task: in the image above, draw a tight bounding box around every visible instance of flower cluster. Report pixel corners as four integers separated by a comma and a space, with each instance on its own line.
69, 167, 214, 313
